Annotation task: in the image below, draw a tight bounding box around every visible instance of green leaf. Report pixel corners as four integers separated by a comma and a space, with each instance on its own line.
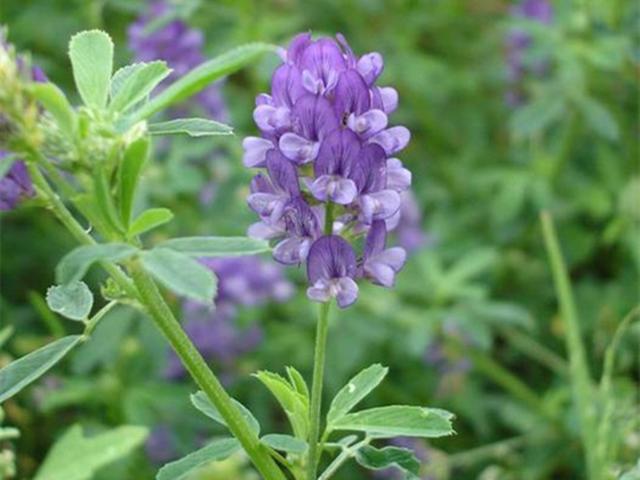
56, 244, 138, 284
131, 43, 276, 122
510, 95, 564, 139
140, 248, 216, 303
355, 445, 420, 479
0, 335, 83, 403
156, 438, 240, 480
118, 136, 150, 227
109, 61, 171, 113
331, 406, 455, 438
575, 95, 619, 141
190, 390, 260, 435
46, 281, 94, 321
68, 30, 113, 109
0, 153, 17, 178
254, 370, 309, 439
35, 424, 147, 480
159, 236, 270, 257
261, 434, 307, 455
327, 364, 388, 425
94, 166, 125, 234
148, 118, 233, 137
286, 366, 310, 400
30, 83, 76, 137
0, 326, 13, 349
128, 208, 174, 237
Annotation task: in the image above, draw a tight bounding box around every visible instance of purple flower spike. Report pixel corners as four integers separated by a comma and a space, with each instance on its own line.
0, 154, 34, 211
244, 32, 414, 307
307, 235, 359, 308
363, 221, 406, 287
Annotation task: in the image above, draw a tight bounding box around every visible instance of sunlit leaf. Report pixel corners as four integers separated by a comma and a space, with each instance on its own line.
327, 364, 388, 425
46, 281, 94, 321
68, 30, 113, 109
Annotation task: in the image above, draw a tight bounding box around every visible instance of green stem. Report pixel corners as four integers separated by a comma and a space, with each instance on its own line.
318, 437, 370, 480
307, 301, 331, 480
83, 300, 117, 337
129, 262, 285, 480
540, 211, 598, 479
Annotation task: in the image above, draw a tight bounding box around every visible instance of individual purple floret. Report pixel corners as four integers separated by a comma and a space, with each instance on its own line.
245, 33, 412, 308
392, 191, 430, 253
505, 0, 554, 106
164, 256, 292, 379
128, 1, 227, 120
0, 154, 34, 211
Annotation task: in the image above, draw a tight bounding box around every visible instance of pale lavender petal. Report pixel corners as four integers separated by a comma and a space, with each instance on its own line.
242, 137, 273, 168
279, 133, 320, 164
310, 175, 357, 205
254, 105, 291, 132
274, 236, 312, 264
378, 86, 398, 113
335, 277, 359, 308
357, 52, 384, 85
248, 221, 284, 240
364, 220, 387, 257
360, 189, 401, 223
347, 109, 387, 137
369, 126, 411, 155
386, 158, 412, 192
307, 279, 332, 303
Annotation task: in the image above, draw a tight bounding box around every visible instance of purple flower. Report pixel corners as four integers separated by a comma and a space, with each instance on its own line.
145, 425, 176, 464
392, 191, 430, 253
244, 33, 413, 308
0, 154, 34, 211
128, 1, 227, 120
307, 236, 359, 309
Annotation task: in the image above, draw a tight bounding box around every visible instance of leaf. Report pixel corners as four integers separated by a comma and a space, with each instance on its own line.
35, 424, 147, 480
156, 438, 240, 480
0, 335, 83, 403
327, 364, 388, 425
331, 406, 455, 438
30, 83, 76, 137
261, 434, 307, 455
56, 243, 138, 284
118, 136, 150, 227
140, 248, 216, 304
94, 166, 125, 234
286, 366, 309, 400
575, 95, 619, 141
68, 30, 113, 109
254, 370, 309, 439
159, 236, 270, 257
46, 281, 94, 321
110, 63, 145, 99
355, 445, 420, 479
190, 390, 260, 435
109, 61, 171, 114
148, 118, 233, 137
510, 94, 564, 139
130, 43, 276, 122
128, 208, 174, 237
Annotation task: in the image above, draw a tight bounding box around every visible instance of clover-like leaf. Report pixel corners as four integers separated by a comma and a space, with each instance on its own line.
46, 281, 94, 321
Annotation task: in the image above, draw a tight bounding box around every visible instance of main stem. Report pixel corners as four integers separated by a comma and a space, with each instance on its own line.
307, 301, 331, 480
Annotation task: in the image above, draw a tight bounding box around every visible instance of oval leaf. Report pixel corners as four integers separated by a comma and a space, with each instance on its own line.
190, 390, 260, 435
331, 406, 455, 438
156, 438, 240, 480
261, 434, 307, 455
56, 244, 138, 284
131, 43, 276, 122
68, 30, 113, 109
327, 363, 388, 425
118, 136, 150, 227
148, 118, 233, 137
140, 248, 216, 303
0, 335, 83, 403
128, 208, 174, 237
109, 61, 171, 113
46, 281, 94, 321
159, 236, 270, 257
355, 445, 420, 478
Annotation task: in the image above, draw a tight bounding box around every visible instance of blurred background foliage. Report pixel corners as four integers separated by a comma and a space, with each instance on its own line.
0, 0, 638, 479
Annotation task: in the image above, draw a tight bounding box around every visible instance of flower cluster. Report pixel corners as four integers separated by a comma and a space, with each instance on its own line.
163, 256, 292, 380
244, 33, 412, 308
128, 1, 227, 120
505, 0, 554, 106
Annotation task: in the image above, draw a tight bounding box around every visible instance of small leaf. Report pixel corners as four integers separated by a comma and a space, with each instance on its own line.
109, 61, 171, 113
148, 118, 233, 137
331, 406, 455, 438
94, 167, 125, 234
0, 335, 83, 403
355, 445, 420, 479
30, 83, 76, 137
56, 244, 138, 284
159, 236, 270, 257
118, 136, 150, 227
35, 424, 147, 480
140, 248, 216, 304
68, 30, 113, 109
156, 438, 240, 480
510, 94, 564, 139
327, 364, 388, 425
46, 281, 94, 321
128, 208, 174, 237
286, 366, 310, 400
131, 43, 276, 122
261, 434, 307, 455
575, 95, 619, 141
254, 370, 309, 439
190, 390, 260, 435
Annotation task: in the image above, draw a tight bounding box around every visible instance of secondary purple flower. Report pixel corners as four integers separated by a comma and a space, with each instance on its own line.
128, 1, 227, 120
0, 154, 34, 211
307, 236, 359, 308
244, 33, 413, 308
145, 425, 177, 465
